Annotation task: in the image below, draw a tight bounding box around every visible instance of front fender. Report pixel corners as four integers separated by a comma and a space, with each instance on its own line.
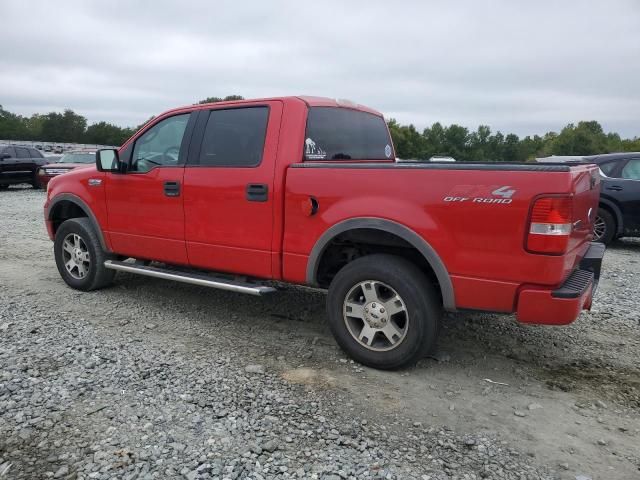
45, 192, 111, 252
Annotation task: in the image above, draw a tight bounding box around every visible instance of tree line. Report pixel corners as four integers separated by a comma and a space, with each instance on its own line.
0, 106, 139, 147
388, 119, 640, 161
2, 97, 639, 160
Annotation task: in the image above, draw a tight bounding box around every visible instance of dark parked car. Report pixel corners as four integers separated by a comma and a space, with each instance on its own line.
0, 144, 48, 189
584, 153, 640, 244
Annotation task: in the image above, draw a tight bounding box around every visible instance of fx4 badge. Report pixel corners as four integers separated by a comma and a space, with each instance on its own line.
491, 186, 515, 199
443, 185, 516, 204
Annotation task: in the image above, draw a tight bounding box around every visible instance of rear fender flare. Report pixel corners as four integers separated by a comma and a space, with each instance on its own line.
306, 217, 456, 311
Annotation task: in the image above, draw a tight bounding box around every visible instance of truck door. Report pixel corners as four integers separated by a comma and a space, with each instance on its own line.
183, 101, 283, 278
0, 147, 26, 183
104, 112, 195, 264
14, 147, 34, 183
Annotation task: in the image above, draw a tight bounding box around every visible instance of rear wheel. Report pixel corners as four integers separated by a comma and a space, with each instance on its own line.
54, 218, 115, 291
593, 208, 616, 245
327, 254, 441, 369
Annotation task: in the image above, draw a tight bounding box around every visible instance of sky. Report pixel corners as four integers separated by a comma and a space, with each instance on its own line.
1, 0, 639, 137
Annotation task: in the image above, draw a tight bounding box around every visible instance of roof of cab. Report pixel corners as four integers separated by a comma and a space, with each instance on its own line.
169, 96, 383, 117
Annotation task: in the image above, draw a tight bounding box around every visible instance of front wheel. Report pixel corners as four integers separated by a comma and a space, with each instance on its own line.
54, 218, 115, 291
327, 254, 442, 369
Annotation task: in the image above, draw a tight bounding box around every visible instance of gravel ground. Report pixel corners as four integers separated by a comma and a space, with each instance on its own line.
1, 186, 639, 480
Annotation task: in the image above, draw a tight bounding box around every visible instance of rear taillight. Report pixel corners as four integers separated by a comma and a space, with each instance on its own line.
527, 196, 573, 254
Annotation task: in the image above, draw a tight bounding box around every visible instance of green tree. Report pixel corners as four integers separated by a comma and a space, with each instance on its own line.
546, 121, 609, 156
85, 121, 133, 146
443, 124, 470, 160
197, 95, 244, 104
40, 110, 87, 143
502, 133, 520, 162
0, 105, 29, 140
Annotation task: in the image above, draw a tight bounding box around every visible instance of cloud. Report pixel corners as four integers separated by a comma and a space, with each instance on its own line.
1, 0, 639, 136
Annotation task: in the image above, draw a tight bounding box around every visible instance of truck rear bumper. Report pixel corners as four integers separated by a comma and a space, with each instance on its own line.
516, 242, 605, 325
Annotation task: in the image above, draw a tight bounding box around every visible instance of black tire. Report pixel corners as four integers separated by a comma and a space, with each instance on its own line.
326, 254, 442, 369
594, 208, 616, 245
54, 218, 115, 291
31, 172, 43, 189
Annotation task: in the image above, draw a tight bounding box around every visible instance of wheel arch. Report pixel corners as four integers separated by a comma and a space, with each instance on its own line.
599, 197, 623, 235
47, 194, 109, 251
306, 217, 456, 311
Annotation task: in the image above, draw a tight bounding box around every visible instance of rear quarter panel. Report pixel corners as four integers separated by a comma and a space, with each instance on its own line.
283, 164, 599, 312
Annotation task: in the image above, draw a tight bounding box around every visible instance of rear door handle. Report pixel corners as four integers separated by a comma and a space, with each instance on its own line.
606, 185, 623, 191
164, 181, 180, 197
246, 183, 268, 202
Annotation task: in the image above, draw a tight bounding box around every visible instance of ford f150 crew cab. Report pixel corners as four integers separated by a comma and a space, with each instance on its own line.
44, 96, 605, 369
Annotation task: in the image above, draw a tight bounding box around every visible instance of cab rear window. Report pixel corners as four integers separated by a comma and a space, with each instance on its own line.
304, 107, 393, 161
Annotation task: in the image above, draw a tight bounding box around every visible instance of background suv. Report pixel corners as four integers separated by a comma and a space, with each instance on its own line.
0, 144, 48, 189
586, 153, 640, 244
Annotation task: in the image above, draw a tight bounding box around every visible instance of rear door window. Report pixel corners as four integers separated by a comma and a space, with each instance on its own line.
197, 107, 269, 167
304, 107, 393, 161
15, 147, 30, 158
621, 159, 640, 180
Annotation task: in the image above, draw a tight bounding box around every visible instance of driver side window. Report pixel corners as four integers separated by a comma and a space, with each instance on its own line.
130, 114, 190, 173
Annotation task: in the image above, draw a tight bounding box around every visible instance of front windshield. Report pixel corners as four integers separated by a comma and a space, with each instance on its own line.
57, 153, 95, 164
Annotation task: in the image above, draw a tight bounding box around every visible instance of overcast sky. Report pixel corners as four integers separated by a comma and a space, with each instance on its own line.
1, 0, 639, 137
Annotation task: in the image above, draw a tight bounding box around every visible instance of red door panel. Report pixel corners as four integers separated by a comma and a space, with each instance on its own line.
105, 167, 188, 264
183, 101, 283, 278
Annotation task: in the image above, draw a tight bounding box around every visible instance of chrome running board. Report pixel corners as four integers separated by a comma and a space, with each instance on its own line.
104, 260, 276, 296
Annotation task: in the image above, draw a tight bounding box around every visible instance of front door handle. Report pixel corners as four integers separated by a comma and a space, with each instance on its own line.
606, 185, 623, 191
164, 181, 180, 197
246, 183, 268, 202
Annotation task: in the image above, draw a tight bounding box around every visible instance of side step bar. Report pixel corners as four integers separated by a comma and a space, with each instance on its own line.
104, 260, 276, 296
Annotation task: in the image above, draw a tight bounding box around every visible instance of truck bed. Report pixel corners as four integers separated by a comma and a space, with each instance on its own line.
283, 161, 600, 314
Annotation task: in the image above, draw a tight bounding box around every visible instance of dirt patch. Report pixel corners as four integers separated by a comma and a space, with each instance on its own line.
541, 362, 640, 409
281, 368, 336, 389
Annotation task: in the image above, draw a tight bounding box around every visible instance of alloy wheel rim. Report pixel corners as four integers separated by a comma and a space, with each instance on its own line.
593, 216, 606, 241
343, 280, 409, 352
62, 233, 90, 280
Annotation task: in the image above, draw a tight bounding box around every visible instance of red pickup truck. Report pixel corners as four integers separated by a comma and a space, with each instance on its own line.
44, 96, 604, 369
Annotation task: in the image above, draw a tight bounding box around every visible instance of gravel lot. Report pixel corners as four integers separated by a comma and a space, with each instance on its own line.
1, 186, 639, 480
